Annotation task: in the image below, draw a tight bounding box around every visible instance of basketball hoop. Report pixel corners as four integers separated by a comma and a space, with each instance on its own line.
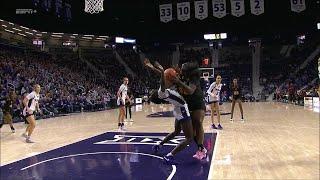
84, 0, 104, 14
200, 67, 214, 82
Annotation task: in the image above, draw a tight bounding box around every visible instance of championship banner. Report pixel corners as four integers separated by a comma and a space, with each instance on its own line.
159, 4, 173, 23
177, 2, 191, 21
290, 0, 306, 13
250, 0, 264, 15
230, 0, 245, 17
195, 1, 208, 20
212, 0, 227, 18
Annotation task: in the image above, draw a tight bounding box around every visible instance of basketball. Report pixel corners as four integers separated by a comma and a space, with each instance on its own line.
164, 68, 177, 82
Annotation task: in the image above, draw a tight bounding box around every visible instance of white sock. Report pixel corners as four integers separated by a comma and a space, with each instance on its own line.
167, 152, 173, 157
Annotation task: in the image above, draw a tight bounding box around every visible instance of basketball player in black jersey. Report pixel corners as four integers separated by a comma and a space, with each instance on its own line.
0, 91, 16, 133
125, 89, 134, 122
173, 62, 207, 160
230, 78, 244, 122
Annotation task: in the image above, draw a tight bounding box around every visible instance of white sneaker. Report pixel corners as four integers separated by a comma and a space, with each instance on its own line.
241, 118, 244, 122
129, 119, 134, 122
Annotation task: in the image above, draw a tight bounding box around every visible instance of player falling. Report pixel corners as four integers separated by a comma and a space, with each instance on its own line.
145, 59, 194, 164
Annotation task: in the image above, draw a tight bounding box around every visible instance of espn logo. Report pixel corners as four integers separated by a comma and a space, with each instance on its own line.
16, 9, 37, 14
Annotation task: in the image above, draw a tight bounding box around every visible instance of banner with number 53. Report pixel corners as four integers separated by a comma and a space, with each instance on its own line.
212, 0, 227, 18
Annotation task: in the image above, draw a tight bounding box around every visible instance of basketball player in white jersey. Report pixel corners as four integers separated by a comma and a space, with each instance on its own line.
207, 75, 223, 129
145, 59, 194, 164
117, 77, 129, 131
22, 84, 41, 143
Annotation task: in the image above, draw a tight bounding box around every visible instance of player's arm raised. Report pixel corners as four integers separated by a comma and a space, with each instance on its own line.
144, 58, 162, 74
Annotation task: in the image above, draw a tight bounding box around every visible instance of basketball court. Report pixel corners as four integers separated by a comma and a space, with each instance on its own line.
1, 102, 319, 179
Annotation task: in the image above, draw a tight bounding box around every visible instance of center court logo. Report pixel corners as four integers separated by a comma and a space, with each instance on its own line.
94, 134, 185, 146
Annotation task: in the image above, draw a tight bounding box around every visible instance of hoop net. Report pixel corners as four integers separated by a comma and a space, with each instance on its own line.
84, 0, 104, 14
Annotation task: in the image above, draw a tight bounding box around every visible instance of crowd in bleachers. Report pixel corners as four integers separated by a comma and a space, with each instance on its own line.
272, 58, 319, 105
260, 42, 320, 104
0, 44, 120, 122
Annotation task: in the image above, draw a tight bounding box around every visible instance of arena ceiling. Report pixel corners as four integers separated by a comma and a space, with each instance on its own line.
0, 0, 319, 44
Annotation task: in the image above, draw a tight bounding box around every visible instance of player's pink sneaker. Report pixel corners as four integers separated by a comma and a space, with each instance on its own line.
193, 148, 207, 160
192, 150, 201, 159
198, 148, 207, 160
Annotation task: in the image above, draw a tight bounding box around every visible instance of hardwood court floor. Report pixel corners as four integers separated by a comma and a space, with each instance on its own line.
1, 102, 319, 179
